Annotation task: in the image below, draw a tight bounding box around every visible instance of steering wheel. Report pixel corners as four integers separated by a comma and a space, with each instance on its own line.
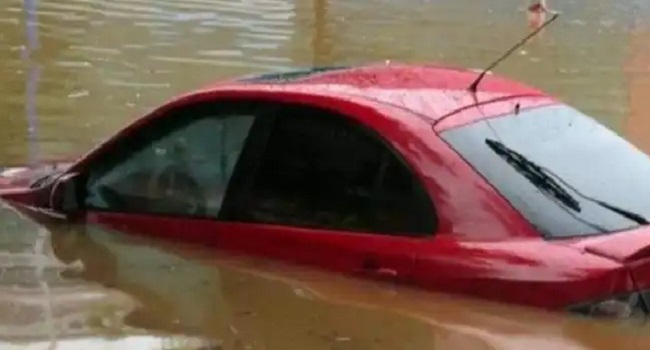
147, 164, 207, 216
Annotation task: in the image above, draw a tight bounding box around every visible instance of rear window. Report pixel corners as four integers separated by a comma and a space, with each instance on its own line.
238, 66, 350, 83
441, 104, 650, 238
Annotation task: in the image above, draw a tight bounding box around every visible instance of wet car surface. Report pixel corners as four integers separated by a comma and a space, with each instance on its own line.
2, 0, 650, 347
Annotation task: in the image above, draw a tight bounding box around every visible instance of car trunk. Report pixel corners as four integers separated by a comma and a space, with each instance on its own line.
569, 226, 650, 291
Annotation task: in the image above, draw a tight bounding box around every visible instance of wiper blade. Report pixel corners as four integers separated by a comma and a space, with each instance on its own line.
485, 138, 649, 226
585, 195, 649, 225
485, 138, 581, 212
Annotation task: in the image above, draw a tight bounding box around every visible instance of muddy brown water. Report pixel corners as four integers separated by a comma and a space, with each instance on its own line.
3, 201, 650, 350
2, 0, 650, 348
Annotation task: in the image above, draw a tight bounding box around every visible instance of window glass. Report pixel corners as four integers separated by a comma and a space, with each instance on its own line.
237, 106, 436, 236
441, 104, 650, 238
85, 111, 255, 218
238, 66, 350, 83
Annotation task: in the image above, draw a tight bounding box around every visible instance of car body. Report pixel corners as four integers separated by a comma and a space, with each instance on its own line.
2, 62, 650, 318
44, 215, 650, 350
3, 202, 644, 350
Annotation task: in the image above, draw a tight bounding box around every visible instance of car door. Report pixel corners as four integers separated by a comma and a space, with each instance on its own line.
215, 102, 437, 283
80, 100, 269, 245
77, 98, 436, 284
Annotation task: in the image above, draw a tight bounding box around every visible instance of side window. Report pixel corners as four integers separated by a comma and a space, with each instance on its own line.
84, 104, 255, 218
235, 105, 436, 236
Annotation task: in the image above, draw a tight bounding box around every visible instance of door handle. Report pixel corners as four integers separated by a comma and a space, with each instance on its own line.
358, 266, 398, 281
359, 258, 399, 280
371, 267, 398, 278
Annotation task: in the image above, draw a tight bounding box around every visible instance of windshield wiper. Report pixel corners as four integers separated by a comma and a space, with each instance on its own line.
486, 139, 581, 212
485, 138, 649, 226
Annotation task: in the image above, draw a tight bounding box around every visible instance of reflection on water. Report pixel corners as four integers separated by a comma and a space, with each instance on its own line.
624, 20, 650, 154
1, 0, 650, 164
1, 202, 650, 349
3, 0, 650, 347
0, 201, 222, 349
22, 0, 40, 166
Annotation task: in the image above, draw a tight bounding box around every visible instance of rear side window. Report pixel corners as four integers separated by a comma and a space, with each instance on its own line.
230, 105, 436, 236
441, 104, 650, 238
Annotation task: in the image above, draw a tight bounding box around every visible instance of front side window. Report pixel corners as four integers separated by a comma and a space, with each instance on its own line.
231, 105, 436, 236
84, 104, 256, 218
441, 104, 650, 238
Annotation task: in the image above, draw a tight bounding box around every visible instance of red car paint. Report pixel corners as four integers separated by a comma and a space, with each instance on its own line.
0, 62, 648, 313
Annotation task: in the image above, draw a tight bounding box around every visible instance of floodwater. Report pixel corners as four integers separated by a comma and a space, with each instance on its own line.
2, 202, 650, 350
2, 0, 650, 348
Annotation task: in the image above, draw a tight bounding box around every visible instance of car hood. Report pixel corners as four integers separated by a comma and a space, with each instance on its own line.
0, 161, 73, 191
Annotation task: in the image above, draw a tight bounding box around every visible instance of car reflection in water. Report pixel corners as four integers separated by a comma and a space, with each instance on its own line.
0, 201, 221, 350
0, 204, 643, 349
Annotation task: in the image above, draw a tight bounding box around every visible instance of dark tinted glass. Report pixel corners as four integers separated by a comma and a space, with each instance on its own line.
85, 105, 255, 218
442, 104, 650, 238
236, 105, 436, 236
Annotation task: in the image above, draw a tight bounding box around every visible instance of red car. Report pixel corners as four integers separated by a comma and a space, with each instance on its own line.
2, 63, 650, 319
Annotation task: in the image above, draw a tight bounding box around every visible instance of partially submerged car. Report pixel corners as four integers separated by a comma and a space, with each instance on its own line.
45, 217, 650, 350
2, 62, 650, 319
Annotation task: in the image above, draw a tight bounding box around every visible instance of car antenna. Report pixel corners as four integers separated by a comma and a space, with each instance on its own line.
467, 13, 560, 94
432, 13, 560, 130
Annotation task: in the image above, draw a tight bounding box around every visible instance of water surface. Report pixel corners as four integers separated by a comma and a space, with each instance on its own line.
1, 0, 650, 164
3, 201, 650, 349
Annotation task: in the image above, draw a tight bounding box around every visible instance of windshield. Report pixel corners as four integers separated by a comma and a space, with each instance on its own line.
441, 104, 650, 238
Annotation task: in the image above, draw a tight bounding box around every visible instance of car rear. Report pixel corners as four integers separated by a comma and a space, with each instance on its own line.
565, 226, 650, 321
439, 102, 650, 320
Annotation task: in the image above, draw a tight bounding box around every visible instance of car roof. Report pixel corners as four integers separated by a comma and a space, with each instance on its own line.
191, 62, 556, 127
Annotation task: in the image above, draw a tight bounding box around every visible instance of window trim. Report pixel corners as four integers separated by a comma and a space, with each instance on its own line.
218, 107, 279, 221
79, 100, 272, 219
219, 101, 438, 237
